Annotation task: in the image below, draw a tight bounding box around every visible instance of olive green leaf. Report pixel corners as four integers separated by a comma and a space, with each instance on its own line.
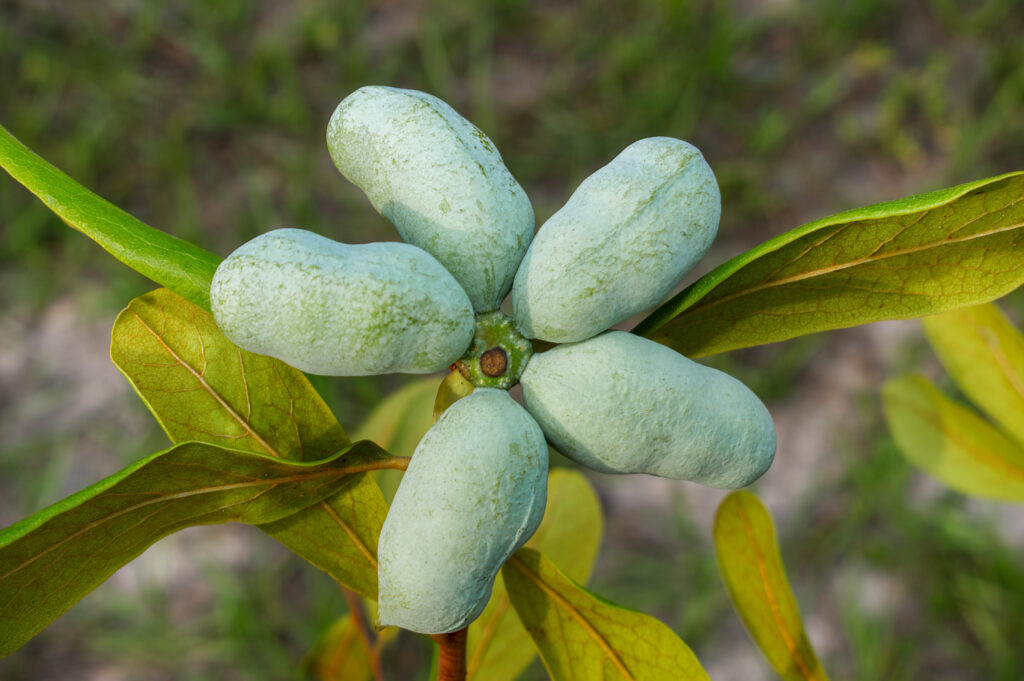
503, 548, 710, 681
635, 172, 1024, 357
354, 376, 439, 502
110, 288, 390, 597
0, 441, 399, 658
921, 303, 1024, 446
0, 125, 221, 311
882, 374, 1024, 502
467, 469, 603, 681
714, 491, 830, 681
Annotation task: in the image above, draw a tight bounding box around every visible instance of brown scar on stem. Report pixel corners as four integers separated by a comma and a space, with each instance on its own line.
450, 361, 472, 380
480, 347, 508, 377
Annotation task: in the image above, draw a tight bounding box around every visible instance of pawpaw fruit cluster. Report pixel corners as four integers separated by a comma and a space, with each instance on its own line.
209, 85, 776, 635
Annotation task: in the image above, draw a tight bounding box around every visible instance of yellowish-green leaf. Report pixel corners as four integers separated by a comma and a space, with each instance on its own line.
0, 441, 400, 658
110, 288, 389, 598
635, 172, 1024, 357
354, 376, 439, 502
714, 491, 830, 681
921, 303, 1024, 446
434, 369, 475, 421
882, 374, 1024, 502
503, 548, 710, 681
0, 125, 221, 311
467, 469, 603, 681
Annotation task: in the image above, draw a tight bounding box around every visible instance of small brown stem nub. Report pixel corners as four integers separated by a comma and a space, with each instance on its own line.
342, 587, 386, 681
431, 628, 468, 681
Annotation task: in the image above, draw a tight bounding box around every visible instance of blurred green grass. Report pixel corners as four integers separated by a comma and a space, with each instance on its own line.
2, 0, 1023, 679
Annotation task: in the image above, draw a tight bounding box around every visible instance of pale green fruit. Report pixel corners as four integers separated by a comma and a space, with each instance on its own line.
513, 137, 720, 343
520, 331, 775, 488
210, 228, 474, 376
327, 86, 534, 312
378, 388, 548, 634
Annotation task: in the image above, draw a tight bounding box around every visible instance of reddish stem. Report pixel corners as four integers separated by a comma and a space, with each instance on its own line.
342, 587, 386, 681
431, 628, 468, 681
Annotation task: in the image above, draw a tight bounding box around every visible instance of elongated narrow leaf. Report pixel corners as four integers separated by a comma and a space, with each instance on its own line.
635, 172, 1024, 357
921, 303, 1024, 446
111, 288, 389, 597
467, 469, 603, 681
714, 491, 830, 681
0, 125, 221, 310
883, 374, 1024, 502
503, 549, 709, 681
0, 441, 396, 658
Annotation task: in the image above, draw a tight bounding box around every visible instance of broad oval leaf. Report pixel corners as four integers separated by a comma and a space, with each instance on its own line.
467, 469, 603, 681
0, 125, 221, 311
111, 288, 388, 597
503, 548, 710, 681
921, 303, 1024, 447
883, 374, 1024, 502
0, 440, 399, 658
713, 491, 830, 681
635, 172, 1024, 357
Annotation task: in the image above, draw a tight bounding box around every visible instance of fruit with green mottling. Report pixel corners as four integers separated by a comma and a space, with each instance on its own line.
377, 388, 548, 634
513, 137, 720, 343
520, 331, 775, 488
327, 86, 534, 312
210, 228, 474, 376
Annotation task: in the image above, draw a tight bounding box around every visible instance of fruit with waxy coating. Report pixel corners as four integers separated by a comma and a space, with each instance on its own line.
513, 137, 720, 343
377, 388, 548, 634
210, 228, 474, 376
327, 86, 534, 312
520, 331, 775, 488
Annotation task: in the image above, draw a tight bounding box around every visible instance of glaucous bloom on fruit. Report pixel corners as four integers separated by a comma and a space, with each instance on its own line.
209, 85, 778, 635
513, 137, 721, 343
377, 389, 547, 634
521, 331, 776, 488
210, 229, 474, 376
327, 86, 534, 312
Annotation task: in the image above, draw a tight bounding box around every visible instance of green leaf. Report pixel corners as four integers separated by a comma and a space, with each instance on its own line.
0, 440, 399, 658
635, 172, 1024, 357
111, 288, 349, 461
882, 374, 1024, 502
0, 125, 221, 311
467, 469, 603, 681
354, 376, 439, 502
503, 548, 710, 681
713, 491, 830, 681
110, 288, 389, 597
921, 303, 1024, 446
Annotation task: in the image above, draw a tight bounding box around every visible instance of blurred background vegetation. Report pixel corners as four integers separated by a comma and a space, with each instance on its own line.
1, 1, 1022, 679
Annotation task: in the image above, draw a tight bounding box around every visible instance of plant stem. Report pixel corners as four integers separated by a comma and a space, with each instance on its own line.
342, 587, 386, 681
431, 628, 468, 681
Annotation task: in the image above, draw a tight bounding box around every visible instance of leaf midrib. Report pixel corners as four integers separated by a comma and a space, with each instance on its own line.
676, 215, 1024, 322
507, 554, 634, 680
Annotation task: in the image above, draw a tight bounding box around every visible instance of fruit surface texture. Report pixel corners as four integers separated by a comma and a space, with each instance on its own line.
210, 228, 474, 376
513, 137, 720, 343
327, 86, 534, 312
520, 331, 776, 488
377, 388, 548, 633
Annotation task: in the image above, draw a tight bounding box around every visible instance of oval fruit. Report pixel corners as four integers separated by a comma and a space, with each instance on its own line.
513, 137, 720, 343
327, 86, 534, 312
210, 228, 474, 376
520, 331, 775, 488
378, 388, 548, 634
